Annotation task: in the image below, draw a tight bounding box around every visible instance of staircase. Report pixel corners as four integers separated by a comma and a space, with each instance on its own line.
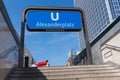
7, 63, 120, 80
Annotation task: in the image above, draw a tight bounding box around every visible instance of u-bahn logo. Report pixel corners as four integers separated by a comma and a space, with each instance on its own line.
51, 12, 59, 21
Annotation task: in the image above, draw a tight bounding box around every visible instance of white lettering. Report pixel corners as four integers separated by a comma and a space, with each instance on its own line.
36, 22, 75, 28
51, 12, 59, 21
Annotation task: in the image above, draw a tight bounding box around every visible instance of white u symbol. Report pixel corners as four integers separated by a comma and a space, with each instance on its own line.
51, 12, 59, 21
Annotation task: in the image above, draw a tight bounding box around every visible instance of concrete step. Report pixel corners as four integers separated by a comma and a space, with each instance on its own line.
13, 67, 38, 71
40, 69, 120, 76
10, 72, 120, 77
39, 67, 115, 73
12, 67, 117, 75
9, 71, 120, 78
38, 64, 111, 69
8, 78, 78, 80
40, 73, 120, 80
50, 77, 120, 80
14, 65, 111, 71
12, 69, 120, 75
8, 72, 120, 80
8, 64, 120, 80
43, 72, 120, 79
14, 67, 115, 72
8, 77, 120, 80
8, 77, 46, 80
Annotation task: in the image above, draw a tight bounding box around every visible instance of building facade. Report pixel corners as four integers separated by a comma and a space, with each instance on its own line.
0, 1, 34, 79
0, 1, 19, 69
74, 0, 120, 65
67, 50, 79, 66
75, 0, 120, 50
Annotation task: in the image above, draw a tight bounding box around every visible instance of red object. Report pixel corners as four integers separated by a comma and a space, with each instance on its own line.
37, 61, 47, 67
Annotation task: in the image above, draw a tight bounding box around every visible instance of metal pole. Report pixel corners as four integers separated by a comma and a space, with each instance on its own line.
18, 22, 25, 67
18, 7, 27, 68
81, 11, 93, 64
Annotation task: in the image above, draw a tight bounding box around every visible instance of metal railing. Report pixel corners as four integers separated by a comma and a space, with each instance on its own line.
101, 44, 120, 52
0, 46, 18, 60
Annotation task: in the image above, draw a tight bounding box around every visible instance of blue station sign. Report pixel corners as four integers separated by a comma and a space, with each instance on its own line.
26, 9, 82, 31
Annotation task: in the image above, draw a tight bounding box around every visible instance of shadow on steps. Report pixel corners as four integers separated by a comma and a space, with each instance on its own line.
5, 67, 48, 80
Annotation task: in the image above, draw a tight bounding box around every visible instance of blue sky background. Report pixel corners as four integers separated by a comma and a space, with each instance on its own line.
3, 0, 80, 66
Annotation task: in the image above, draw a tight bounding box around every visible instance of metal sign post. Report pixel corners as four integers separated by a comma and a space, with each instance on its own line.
81, 13, 93, 64
18, 7, 92, 67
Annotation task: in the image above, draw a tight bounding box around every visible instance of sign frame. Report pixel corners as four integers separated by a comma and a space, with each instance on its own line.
26, 8, 83, 32
18, 7, 93, 68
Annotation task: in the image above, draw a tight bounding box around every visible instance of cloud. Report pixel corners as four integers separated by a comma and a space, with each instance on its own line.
49, 32, 78, 44
25, 30, 40, 36
25, 31, 78, 45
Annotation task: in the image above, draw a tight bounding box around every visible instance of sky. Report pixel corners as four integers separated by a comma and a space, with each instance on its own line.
3, 0, 80, 66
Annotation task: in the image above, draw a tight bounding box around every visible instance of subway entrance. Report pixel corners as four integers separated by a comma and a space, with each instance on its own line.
19, 7, 92, 68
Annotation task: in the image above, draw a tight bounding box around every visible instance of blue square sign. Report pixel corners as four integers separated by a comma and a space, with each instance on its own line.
26, 9, 82, 31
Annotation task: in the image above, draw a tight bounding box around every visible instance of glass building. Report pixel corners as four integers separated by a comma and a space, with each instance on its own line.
74, 0, 120, 51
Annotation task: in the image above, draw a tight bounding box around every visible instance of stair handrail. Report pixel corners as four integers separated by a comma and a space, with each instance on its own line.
101, 44, 120, 52
105, 44, 120, 49
0, 45, 18, 60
